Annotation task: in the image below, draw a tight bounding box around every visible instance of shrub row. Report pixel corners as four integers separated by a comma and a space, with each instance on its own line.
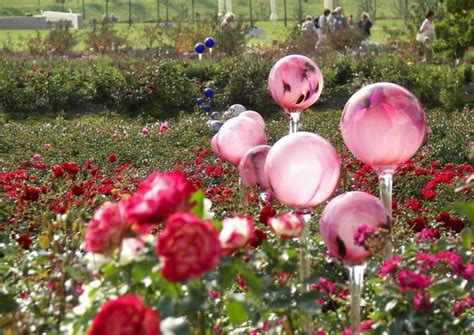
0, 54, 471, 115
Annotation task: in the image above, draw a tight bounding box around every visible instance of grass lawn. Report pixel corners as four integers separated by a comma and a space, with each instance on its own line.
0, 18, 406, 52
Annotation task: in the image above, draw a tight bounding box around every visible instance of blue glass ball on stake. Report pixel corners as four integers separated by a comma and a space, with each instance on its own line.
203, 88, 214, 98
211, 111, 220, 120
204, 37, 215, 48
194, 43, 205, 54
204, 105, 212, 112
196, 97, 204, 106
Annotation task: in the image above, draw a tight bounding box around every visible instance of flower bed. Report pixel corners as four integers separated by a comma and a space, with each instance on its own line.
0, 108, 472, 334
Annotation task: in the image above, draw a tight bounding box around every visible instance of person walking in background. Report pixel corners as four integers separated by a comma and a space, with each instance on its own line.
358, 12, 373, 40
419, 10, 436, 63
315, 9, 330, 48
221, 12, 235, 32
301, 15, 318, 48
334, 7, 348, 30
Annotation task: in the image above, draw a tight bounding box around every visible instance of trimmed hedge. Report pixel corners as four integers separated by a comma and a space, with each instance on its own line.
0, 54, 471, 115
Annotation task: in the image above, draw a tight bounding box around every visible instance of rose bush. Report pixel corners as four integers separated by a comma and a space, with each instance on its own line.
0, 108, 472, 334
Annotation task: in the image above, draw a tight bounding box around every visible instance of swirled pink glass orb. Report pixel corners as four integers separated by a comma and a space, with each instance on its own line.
238, 145, 271, 189
264, 132, 340, 209
320, 191, 390, 264
268, 55, 323, 113
216, 116, 267, 166
239, 111, 265, 130
340, 82, 426, 174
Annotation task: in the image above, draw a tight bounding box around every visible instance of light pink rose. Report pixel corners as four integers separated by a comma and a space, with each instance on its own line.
159, 121, 169, 134
219, 216, 255, 254
32, 153, 42, 162
268, 213, 303, 239
85, 201, 129, 254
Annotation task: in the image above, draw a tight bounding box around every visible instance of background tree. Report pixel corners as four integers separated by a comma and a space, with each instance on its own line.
431, 0, 474, 60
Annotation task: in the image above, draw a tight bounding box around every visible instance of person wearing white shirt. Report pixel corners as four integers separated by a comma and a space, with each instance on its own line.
316, 9, 331, 48
419, 10, 435, 63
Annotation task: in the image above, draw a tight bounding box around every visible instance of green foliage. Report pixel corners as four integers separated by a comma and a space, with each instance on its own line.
0, 54, 469, 115
432, 0, 474, 60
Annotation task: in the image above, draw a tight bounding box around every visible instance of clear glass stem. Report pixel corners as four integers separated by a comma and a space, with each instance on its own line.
198, 53, 202, 61
347, 263, 367, 335
289, 112, 300, 134
298, 210, 313, 334
379, 172, 393, 256
298, 211, 312, 285
209, 47, 213, 54
238, 177, 248, 208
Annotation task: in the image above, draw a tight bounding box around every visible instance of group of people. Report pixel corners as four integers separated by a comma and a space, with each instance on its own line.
301, 7, 373, 49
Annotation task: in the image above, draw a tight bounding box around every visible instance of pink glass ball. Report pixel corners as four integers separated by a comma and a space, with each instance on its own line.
268, 55, 323, 113
265, 132, 340, 209
211, 133, 220, 156
340, 82, 426, 174
238, 145, 271, 189
320, 191, 390, 264
216, 116, 267, 166
239, 111, 265, 130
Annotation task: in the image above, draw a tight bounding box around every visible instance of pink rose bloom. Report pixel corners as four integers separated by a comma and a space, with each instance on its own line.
126, 171, 196, 232
159, 121, 169, 134
379, 256, 402, 277
219, 216, 255, 254
88, 294, 160, 335
268, 213, 303, 239
32, 153, 42, 162
141, 127, 150, 136
397, 268, 431, 291
85, 201, 129, 255
156, 213, 220, 282
43, 143, 52, 150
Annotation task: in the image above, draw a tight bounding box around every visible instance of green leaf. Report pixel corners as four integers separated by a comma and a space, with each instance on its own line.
0, 293, 18, 314
455, 201, 474, 224
238, 268, 262, 296
226, 300, 248, 325
189, 190, 204, 219
218, 263, 237, 290
429, 279, 459, 297
460, 227, 473, 249
65, 266, 84, 281
132, 260, 154, 283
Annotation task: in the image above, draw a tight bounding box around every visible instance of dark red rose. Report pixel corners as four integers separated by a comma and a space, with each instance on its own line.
108, 154, 117, 163
71, 184, 83, 196
23, 187, 40, 201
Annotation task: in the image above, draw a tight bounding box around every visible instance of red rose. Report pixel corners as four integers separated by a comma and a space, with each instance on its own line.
108, 154, 117, 163
156, 213, 220, 282
71, 184, 83, 196
126, 171, 196, 232
85, 201, 130, 255
63, 162, 80, 175
89, 294, 160, 335
258, 205, 276, 225
23, 187, 40, 201
219, 216, 255, 254
16, 234, 32, 250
